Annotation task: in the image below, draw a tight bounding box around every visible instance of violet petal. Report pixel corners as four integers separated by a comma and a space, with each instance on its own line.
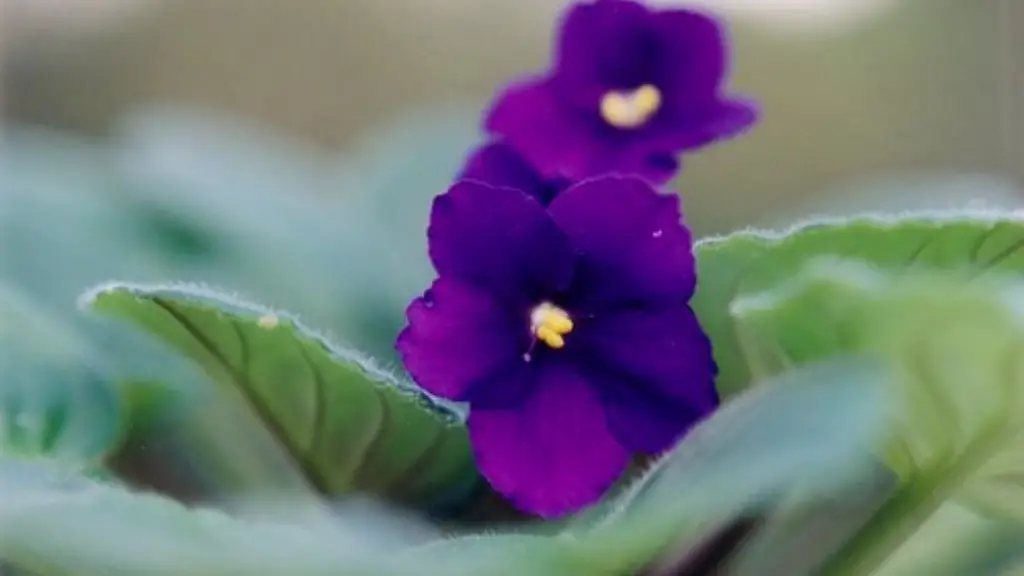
652, 97, 761, 152
549, 176, 696, 311
396, 278, 523, 402
555, 0, 657, 103
459, 141, 564, 205
579, 305, 719, 445
467, 360, 630, 518
588, 365, 709, 454
428, 180, 574, 304
484, 77, 616, 181
652, 8, 727, 108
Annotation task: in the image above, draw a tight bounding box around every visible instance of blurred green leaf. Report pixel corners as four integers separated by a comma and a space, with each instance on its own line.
0, 111, 486, 517
114, 105, 471, 361
566, 358, 889, 575
0, 459, 595, 576
0, 283, 124, 466
729, 260, 1024, 572
0, 110, 467, 368
886, 520, 1024, 576
83, 282, 478, 511
875, 503, 1024, 576
725, 461, 896, 576
0, 459, 414, 576
693, 211, 1024, 397
398, 534, 581, 576
0, 371, 121, 468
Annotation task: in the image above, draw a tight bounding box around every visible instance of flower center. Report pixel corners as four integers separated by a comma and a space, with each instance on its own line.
599, 84, 662, 129
529, 302, 574, 350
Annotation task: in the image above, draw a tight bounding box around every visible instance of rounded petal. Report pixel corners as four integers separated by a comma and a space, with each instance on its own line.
589, 367, 709, 454
584, 305, 719, 407
467, 361, 630, 518
459, 141, 563, 205
549, 176, 695, 310
396, 278, 526, 404
484, 77, 612, 181
652, 8, 728, 106
577, 305, 719, 452
428, 180, 574, 305
556, 0, 659, 98
652, 97, 760, 153
554, 0, 603, 88
645, 10, 759, 154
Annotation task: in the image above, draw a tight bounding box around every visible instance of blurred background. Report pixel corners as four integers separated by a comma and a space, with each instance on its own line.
0, 0, 1022, 367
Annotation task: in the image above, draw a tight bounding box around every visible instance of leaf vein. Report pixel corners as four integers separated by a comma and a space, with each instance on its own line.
293, 340, 328, 459
386, 426, 448, 501
351, 388, 392, 492
150, 297, 330, 494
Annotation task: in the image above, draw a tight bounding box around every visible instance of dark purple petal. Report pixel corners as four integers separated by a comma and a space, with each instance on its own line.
428, 180, 574, 304
396, 278, 524, 403
461, 359, 540, 411
652, 8, 727, 107
485, 77, 617, 181
467, 361, 630, 518
587, 366, 709, 455
555, 0, 659, 105
459, 141, 567, 205
578, 305, 719, 452
638, 153, 681, 186
549, 176, 696, 310
652, 97, 760, 152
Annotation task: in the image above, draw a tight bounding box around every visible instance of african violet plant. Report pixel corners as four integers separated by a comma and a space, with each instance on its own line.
4, 0, 1024, 574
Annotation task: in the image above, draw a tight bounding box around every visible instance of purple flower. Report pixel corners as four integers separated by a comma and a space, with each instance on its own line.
459, 141, 571, 206
396, 176, 718, 517
485, 0, 758, 185
460, 139, 679, 206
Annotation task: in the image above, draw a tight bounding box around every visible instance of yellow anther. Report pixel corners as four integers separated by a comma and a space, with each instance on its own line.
545, 313, 574, 334
530, 302, 573, 350
600, 84, 662, 129
535, 326, 566, 349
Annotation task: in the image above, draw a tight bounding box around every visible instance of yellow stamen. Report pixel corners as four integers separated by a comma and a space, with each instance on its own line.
600, 84, 662, 129
530, 302, 573, 350
535, 326, 565, 349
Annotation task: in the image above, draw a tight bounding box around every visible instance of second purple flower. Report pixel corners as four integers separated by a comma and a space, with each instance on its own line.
485, 0, 758, 186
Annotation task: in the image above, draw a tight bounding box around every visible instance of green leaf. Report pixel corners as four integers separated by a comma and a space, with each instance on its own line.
82, 282, 477, 511
115, 105, 474, 362
0, 459, 417, 575
875, 503, 1024, 576
724, 461, 896, 576
0, 283, 124, 466
693, 211, 1024, 397
0, 371, 122, 467
0, 459, 599, 576
565, 358, 890, 575
108, 376, 334, 508
728, 260, 1024, 572
398, 535, 582, 576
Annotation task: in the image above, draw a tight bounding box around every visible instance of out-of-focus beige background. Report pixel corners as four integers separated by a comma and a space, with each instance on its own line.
2, 0, 1022, 231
